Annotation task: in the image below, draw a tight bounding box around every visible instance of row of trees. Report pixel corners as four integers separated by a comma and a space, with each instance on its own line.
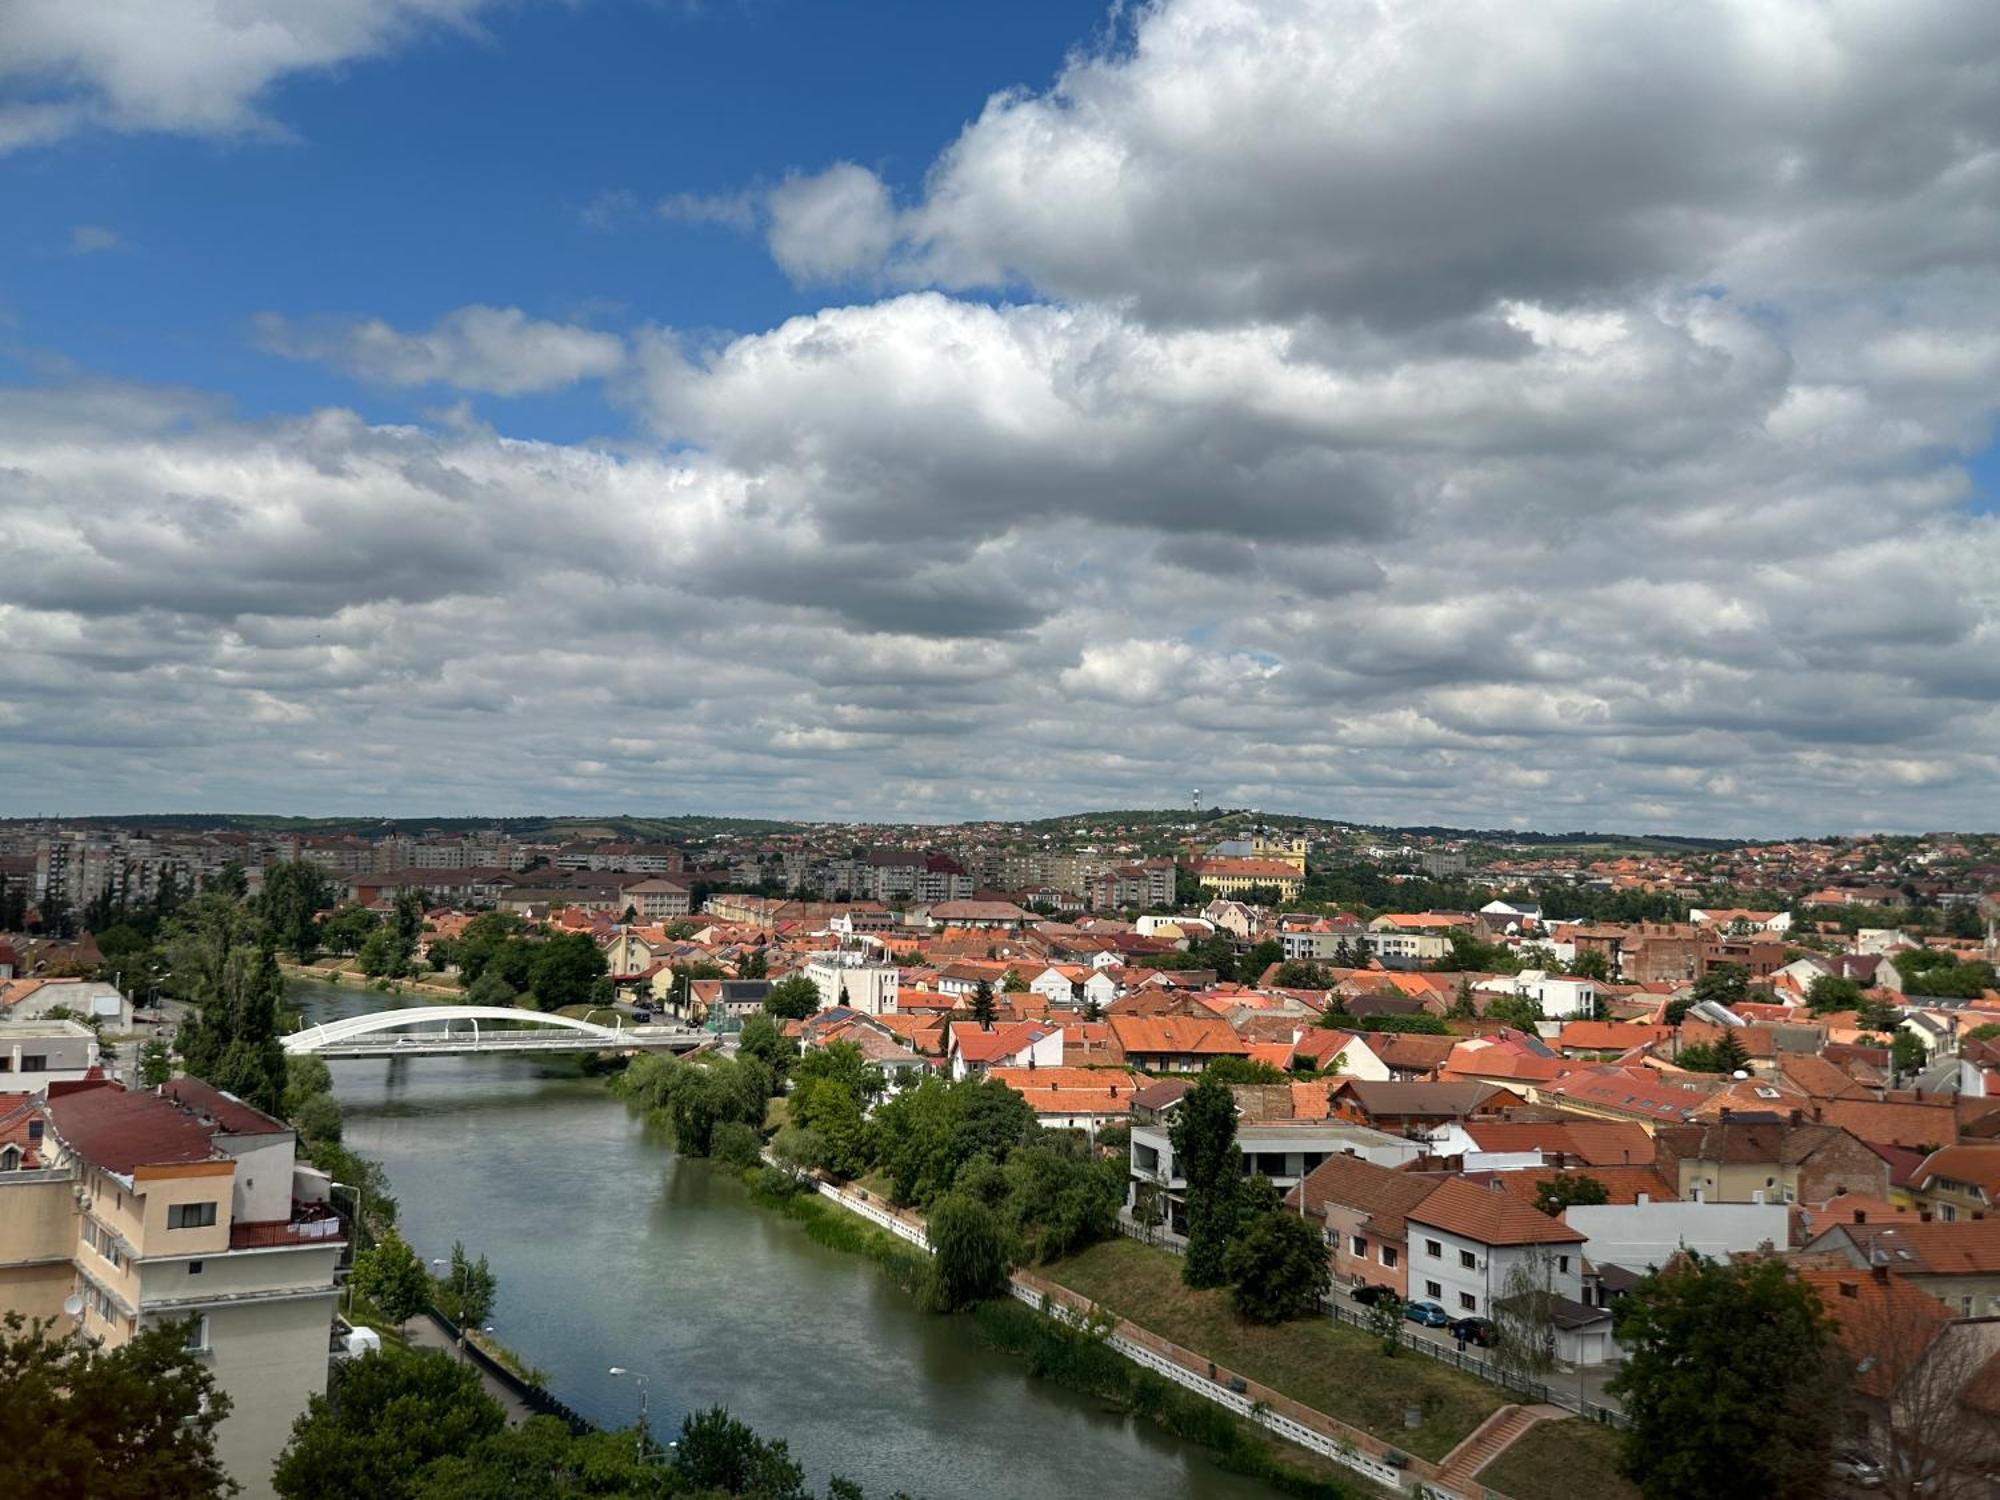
427, 912, 610, 1010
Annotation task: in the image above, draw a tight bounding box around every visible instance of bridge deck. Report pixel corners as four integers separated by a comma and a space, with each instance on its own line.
301, 1030, 708, 1058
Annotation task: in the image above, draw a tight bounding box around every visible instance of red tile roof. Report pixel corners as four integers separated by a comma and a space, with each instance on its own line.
46, 1082, 220, 1175
1406, 1177, 1585, 1246
1107, 1014, 1250, 1057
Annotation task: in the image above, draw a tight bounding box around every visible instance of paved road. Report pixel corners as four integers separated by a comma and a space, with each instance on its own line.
406, 1314, 533, 1424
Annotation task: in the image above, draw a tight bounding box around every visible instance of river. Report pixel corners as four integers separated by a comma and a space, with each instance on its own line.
294, 981, 1276, 1499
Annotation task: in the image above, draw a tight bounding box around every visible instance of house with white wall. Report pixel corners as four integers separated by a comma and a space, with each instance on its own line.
1402, 1178, 1586, 1322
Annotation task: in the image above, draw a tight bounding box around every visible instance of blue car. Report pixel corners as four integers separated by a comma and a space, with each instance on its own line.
1403, 1299, 1451, 1328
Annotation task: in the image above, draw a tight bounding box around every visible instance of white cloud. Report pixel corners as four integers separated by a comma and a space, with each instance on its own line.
764, 163, 899, 285
12, 0, 2000, 831
0, 0, 494, 151
255, 305, 627, 396
69, 225, 120, 254
657, 189, 759, 232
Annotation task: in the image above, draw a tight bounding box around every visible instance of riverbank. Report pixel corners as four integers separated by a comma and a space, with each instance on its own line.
279, 958, 465, 1000
738, 1164, 1377, 1498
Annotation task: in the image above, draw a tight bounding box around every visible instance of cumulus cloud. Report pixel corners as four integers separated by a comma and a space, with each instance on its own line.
764, 163, 899, 285
11, 0, 2000, 831
887, 0, 2000, 327
255, 306, 627, 396
0, 0, 494, 150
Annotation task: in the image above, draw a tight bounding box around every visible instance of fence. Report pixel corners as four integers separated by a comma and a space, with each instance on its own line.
1317, 1295, 1626, 1428
428, 1306, 598, 1435
1117, 1210, 1624, 1428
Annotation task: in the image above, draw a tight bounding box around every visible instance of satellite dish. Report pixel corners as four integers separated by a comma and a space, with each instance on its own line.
62, 1294, 83, 1318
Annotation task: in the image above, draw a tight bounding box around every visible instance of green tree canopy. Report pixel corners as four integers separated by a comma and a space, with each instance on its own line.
274, 1349, 504, 1500
1609, 1256, 1846, 1500
257, 860, 335, 961
763, 975, 821, 1020
924, 1192, 1013, 1311
1532, 1174, 1610, 1216
351, 1230, 433, 1329
1224, 1208, 1330, 1324
0, 1310, 234, 1499
1170, 1074, 1243, 1289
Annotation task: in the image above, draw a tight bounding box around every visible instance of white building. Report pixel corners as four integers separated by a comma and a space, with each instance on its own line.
803, 952, 901, 1016
0, 1020, 101, 1091
1403, 1177, 1586, 1321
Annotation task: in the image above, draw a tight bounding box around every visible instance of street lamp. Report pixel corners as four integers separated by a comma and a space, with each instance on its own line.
608, 1366, 651, 1458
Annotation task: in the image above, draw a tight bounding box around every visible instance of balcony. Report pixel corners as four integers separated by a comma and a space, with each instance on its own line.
229, 1214, 345, 1250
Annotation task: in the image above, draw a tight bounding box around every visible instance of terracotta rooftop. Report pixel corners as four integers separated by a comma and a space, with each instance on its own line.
1407, 1176, 1585, 1246
1107, 1014, 1250, 1057
1281, 1152, 1439, 1240
46, 1082, 221, 1176
160, 1077, 290, 1136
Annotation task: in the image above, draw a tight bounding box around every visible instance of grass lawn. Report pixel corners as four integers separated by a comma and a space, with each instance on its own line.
1478, 1418, 1638, 1500
1047, 1237, 1501, 1462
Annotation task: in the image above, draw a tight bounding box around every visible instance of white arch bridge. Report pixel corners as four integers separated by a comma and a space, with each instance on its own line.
283, 1006, 711, 1059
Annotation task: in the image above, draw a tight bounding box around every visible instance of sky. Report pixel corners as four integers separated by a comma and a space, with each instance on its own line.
4, 0, 2000, 837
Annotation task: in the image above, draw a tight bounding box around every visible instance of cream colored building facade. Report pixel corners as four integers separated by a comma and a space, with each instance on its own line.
1, 1080, 342, 1498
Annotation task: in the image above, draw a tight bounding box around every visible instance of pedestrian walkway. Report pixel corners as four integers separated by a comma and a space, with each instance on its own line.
406, 1314, 533, 1424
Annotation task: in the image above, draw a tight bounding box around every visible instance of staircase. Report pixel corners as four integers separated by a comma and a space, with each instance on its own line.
1436, 1403, 1562, 1492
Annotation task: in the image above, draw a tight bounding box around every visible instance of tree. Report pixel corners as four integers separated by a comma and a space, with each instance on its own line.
139, 1037, 174, 1086
739, 1012, 792, 1074
258, 861, 333, 961
1490, 1246, 1562, 1388
526, 931, 605, 1009
1271, 959, 1333, 989
1223, 1209, 1329, 1323
1449, 977, 1478, 1019
1170, 1074, 1243, 1288
1689, 963, 1749, 1008
0, 1310, 234, 1499
1003, 1138, 1124, 1263
763, 975, 820, 1020
1244, 937, 1284, 976
1609, 1255, 1847, 1500
1487, 991, 1543, 1034
738, 946, 768, 979
1200, 1055, 1287, 1085
411, 1417, 678, 1500
351, 1230, 433, 1330
1001, 969, 1029, 994
319, 902, 381, 957
1677, 1030, 1750, 1075
1836, 1273, 2000, 1496
1891, 1029, 1928, 1082
465, 971, 515, 1008
673, 1406, 807, 1499
1568, 947, 1612, 981
273, 1349, 504, 1500
1532, 1174, 1610, 1216
433, 1241, 497, 1328
924, 1192, 1012, 1311
970, 980, 998, 1030
1806, 973, 1866, 1014
1366, 1291, 1404, 1354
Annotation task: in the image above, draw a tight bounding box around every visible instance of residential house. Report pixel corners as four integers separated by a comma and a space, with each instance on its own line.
1907, 1145, 2000, 1224
1804, 1220, 2000, 1319
621, 877, 691, 920
1403, 1178, 1586, 1322
1655, 1113, 1888, 1205
1325, 1079, 1524, 1138
1282, 1153, 1441, 1299
948, 1021, 1062, 1080
1107, 1014, 1251, 1072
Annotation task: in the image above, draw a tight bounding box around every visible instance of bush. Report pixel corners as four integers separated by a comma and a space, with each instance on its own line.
924, 1193, 1013, 1312
712, 1121, 762, 1169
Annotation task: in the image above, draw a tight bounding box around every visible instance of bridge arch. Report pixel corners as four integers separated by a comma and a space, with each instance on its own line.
282, 1005, 625, 1055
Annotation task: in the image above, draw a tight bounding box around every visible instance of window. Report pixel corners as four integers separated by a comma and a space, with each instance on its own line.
1459, 1293, 1477, 1311
182, 1316, 209, 1352
1424, 1280, 1442, 1299
1351, 1236, 1367, 1256
1459, 1250, 1476, 1269
1558, 1255, 1571, 1274
1941, 1204, 1958, 1223
187, 1261, 203, 1276
168, 1202, 217, 1230
20, 1055, 46, 1072
1381, 1247, 1398, 1268
1425, 1238, 1442, 1258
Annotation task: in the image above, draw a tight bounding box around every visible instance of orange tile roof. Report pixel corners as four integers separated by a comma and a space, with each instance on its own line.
1406, 1177, 1585, 1246
1106, 1014, 1250, 1057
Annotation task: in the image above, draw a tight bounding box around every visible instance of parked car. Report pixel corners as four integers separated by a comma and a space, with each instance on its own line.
633, 1008, 655, 1023
1350, 1283, 1399, 1308
1829, 1451, 1884, 1489
1403, 1300, 1451, 1328
1446, 1316, 1496, 1347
